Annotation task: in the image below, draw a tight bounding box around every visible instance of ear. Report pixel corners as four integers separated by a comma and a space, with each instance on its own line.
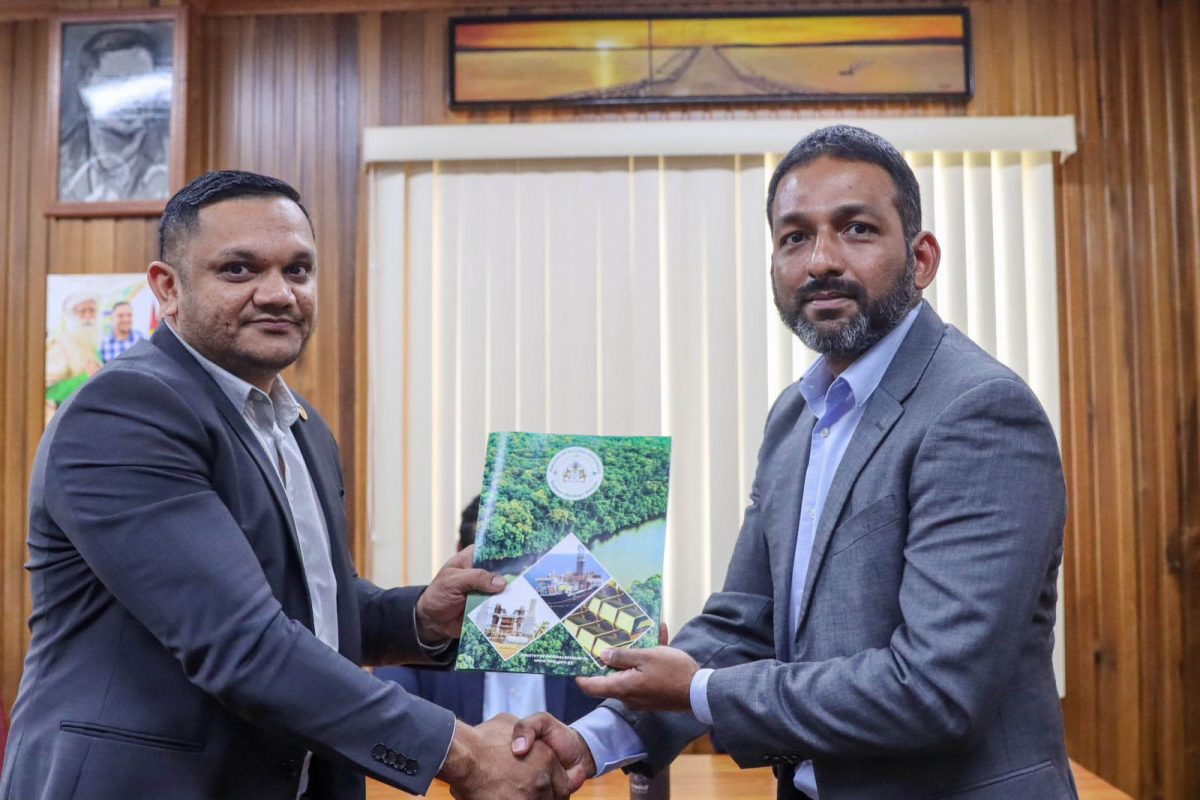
910, 231, 941, 291
148, 261, 181, 319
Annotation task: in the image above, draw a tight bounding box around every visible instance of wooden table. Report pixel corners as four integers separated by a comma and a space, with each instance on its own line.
367, 754, 1131, 799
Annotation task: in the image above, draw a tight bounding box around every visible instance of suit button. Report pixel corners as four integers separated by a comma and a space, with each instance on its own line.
373, 745, 416, 773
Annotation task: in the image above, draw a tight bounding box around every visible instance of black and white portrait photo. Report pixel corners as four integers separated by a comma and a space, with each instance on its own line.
52, 12, 183, 211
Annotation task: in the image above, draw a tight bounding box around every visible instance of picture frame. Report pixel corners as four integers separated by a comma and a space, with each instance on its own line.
44, 273, 161, 425
47, 8, 187, 217
449, 8, 972, 109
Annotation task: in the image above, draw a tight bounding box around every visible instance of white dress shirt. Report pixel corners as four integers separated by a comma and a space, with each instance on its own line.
173, 329, 338, 796
483, 673, 548, 721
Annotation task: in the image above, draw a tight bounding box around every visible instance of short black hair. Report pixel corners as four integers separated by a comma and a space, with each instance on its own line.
158, 170, 312, 263
766, 125, 922, 245
458, 495, 481, 550
79, 28, 159, 80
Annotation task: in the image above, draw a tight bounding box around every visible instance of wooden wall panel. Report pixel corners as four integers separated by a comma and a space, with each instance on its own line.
1182, 6, 1200, 790
0, 1, 1197, 798
0, 0, 177, 717
0, 16, 47, 725
196, 12, 364, 560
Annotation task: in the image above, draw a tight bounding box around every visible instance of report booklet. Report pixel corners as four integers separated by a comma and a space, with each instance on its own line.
455, 431, 671, 676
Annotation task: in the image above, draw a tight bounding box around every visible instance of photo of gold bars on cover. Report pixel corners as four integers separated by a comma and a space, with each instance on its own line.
562, 579, 654, 662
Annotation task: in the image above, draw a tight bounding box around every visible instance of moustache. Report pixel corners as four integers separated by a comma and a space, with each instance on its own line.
794, 277, 867, 306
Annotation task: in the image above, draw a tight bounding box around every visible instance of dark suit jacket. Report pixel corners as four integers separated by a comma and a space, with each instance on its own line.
374, 667, 600, 726
612, 304, 1076, 799
1, 327, 456, 800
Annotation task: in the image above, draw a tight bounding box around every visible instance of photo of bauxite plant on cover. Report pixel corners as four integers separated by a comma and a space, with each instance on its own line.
451, 11, 970, 105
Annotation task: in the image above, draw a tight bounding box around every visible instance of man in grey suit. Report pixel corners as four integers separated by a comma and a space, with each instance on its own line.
1, 171, 566, 799
512, 125, 1076, 799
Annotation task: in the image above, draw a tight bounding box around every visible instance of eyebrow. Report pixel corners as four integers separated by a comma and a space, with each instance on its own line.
215, 247, 315, 262
773, 201, 886, 230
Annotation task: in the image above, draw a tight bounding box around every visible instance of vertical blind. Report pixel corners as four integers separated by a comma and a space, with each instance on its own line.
366, 120, 1071, 688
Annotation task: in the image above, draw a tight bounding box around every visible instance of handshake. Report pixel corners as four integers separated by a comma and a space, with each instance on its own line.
435, 712, 595, 800
421, 546, 696, 798
429, 633, 697, 799
418, 546, 599, 799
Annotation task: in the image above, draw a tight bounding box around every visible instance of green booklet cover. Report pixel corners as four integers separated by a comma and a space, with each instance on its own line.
455, 431, 671, 676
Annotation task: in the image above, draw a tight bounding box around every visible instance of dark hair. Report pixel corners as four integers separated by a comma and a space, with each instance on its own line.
458, 495, 481, 550
79, 28, 159, 80
158, 170, 312, 263
765, 125, 922, 245
110, 300, 131, 310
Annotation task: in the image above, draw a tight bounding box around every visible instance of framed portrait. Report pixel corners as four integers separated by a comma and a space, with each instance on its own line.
44, 273, 160, 425
449, 9, 972, 108
47, 8, 187, 217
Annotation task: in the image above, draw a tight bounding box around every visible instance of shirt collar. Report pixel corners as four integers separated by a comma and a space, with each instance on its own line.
799, 301, 924, 414
167, 322, 300, 431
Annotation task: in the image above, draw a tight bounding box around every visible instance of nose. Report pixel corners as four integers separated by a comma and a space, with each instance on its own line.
805, 231, 843, 280
254, 270, 295, 310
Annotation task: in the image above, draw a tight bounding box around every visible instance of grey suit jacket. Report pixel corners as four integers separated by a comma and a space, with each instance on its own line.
613, 303, 1076, 800
1, 327, 456, 799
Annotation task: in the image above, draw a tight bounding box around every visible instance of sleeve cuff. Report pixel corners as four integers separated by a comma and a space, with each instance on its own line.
690, 668, 715, 725
434, 720, 457, 781
411, 604, 454, 656
570, 707, 647, 776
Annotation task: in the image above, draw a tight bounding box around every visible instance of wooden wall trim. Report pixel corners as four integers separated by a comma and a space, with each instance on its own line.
0, 0, 830, 22
196, 0, 818, 17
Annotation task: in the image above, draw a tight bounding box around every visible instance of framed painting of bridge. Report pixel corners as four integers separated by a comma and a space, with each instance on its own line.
448, 9, 972, 108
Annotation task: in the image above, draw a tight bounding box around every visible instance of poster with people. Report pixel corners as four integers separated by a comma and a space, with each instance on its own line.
456, 432, 671, 676
45, 273, 158, 424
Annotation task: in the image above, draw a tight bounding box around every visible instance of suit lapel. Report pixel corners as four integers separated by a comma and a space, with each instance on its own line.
770, 404, 816, 654
151, 327, 307, 588
792, 392, 903, 635
790, 303, 946, 639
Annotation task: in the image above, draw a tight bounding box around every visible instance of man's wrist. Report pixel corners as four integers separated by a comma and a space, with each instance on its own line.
568, 723, 601, 778
437, 720, 476, 785
577, 729, 598, 779
571, 708, 646, 777
413, 592, 450, 649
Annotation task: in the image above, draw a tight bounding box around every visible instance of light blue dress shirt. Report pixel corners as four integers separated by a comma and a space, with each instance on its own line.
574, 304, 924, 799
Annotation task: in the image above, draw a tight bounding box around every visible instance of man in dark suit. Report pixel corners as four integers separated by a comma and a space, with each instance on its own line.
514, 125, 1075, 799
377, 497, 600, 726
1, 171, 565, 800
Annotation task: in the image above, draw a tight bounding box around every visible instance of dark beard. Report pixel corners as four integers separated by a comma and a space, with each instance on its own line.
775, 250, 917, 359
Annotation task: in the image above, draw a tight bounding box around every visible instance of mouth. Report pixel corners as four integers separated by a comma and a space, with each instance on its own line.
248, 318, 301, 334
804, 292, 856, 311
